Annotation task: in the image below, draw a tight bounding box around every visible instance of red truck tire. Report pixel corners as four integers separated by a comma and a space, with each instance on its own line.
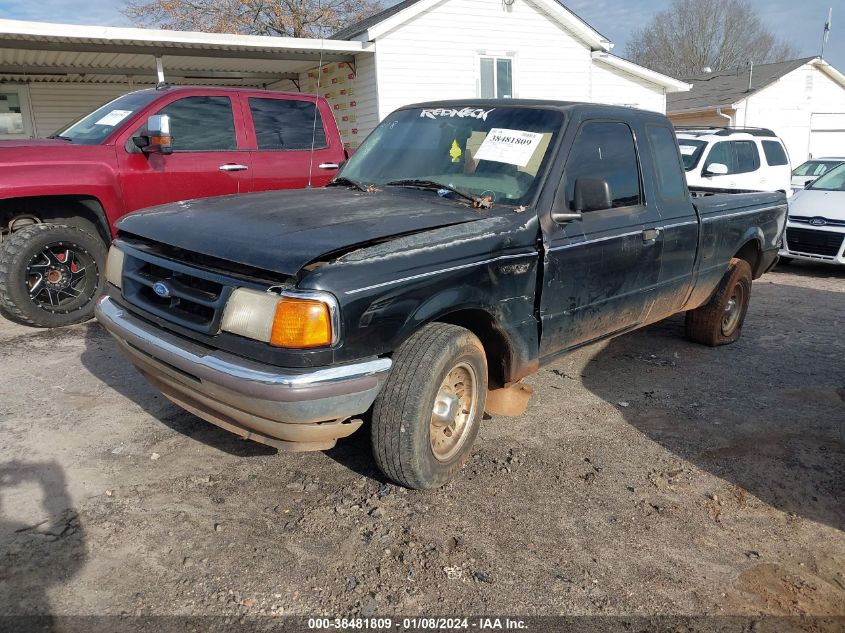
0, 223, 106, 327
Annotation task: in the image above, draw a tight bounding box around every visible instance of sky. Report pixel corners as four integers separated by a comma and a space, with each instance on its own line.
0, 0, 843, 72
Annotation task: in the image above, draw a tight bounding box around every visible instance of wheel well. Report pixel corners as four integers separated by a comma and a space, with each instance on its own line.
436, 309, 511, 389
0, 196, 111, 244
734, 240, 762, 277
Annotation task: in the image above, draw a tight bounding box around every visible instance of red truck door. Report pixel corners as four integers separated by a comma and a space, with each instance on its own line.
117, 94, 252, 212
241, 94, 346, 191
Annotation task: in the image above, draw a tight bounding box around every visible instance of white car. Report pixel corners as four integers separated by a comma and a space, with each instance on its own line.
780, 163, 845, 265
676, 127, 791, 195
791, 157, 845, 192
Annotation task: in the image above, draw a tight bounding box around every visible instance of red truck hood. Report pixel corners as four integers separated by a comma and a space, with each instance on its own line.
0, 138, 73, 148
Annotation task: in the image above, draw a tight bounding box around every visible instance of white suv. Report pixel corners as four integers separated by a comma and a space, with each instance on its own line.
675, 127, 792, 195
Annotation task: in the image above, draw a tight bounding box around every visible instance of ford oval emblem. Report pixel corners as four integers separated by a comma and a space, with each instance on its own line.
152, 281, 172, 298
809, 217, 827, 226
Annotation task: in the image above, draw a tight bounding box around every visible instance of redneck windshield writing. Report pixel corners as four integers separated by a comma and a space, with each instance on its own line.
54, 91, 160, 145
339, 106, 564, 205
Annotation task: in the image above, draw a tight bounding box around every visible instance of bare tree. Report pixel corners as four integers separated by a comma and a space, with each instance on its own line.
122, 0, 384, 38
626, 0, 797, 78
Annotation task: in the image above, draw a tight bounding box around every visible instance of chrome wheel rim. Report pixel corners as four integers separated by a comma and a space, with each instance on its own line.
722, 283, 745, 335
430, 361, 478, 462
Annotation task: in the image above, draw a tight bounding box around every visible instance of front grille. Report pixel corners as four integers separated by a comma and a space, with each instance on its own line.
785, 228, 845, 257
789, 216, 845, 228
121, 245, 235, 334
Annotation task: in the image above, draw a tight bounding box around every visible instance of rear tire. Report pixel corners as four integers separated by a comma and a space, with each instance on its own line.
370, 323, 488, 489
685, 258, 752, 347
0, 223, 107, 327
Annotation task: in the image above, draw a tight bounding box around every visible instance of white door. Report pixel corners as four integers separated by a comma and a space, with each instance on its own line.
0, 86, 33, 139
809, 113, 845, 159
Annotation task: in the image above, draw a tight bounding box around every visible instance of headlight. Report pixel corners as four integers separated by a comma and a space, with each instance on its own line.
105, 245, 125, 288
221, 288, 338, 348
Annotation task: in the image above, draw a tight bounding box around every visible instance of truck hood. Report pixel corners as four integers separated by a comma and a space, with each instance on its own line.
116, 186, 489, 277
789, 189, 845, 221
0, 138, 72, 148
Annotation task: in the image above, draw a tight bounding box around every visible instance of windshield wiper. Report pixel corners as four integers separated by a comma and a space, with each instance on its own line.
385, 179, 484, 206
48, 135, 73, 142
328, 176, 369, 192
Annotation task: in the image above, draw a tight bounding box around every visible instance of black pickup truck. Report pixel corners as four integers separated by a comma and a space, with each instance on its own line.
96, 100, 787, 489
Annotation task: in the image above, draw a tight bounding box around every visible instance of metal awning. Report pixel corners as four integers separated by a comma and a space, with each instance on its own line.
0, 19, 374, 86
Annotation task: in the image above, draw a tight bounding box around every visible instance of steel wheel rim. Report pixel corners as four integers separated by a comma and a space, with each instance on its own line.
25, 241, 97, 314
722, 283, 745, 335
430, 361, 478, 462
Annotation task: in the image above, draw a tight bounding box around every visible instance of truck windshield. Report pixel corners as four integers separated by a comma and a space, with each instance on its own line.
806, 163, 845, 191
677, 139, 707, 171
52, 91, 160, 145
338, 106, 564, 205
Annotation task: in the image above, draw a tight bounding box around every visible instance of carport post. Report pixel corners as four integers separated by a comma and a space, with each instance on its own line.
155, 56, 165, 86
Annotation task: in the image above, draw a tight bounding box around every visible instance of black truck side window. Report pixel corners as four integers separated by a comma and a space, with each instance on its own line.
646, 125, 687, 202
565, 121, 642, 210
157, 96, 236, 152
249, 98, 327, 150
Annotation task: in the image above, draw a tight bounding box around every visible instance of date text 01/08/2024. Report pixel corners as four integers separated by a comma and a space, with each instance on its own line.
307, 617, 528, 630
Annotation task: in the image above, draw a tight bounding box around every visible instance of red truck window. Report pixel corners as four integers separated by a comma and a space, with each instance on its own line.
156, 96, 237, 151
248, 98, 327, 151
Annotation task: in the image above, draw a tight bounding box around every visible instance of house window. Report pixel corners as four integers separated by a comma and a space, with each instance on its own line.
479, 57, 513, 99
0, 88, 26, 138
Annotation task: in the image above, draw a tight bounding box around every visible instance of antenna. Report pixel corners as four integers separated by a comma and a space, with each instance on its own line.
306, 2, 326, 189
821, 7, 833, 58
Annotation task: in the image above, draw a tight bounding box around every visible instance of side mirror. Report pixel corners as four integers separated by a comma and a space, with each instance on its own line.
703, 162, 728, 176
551, 177, 612, 223
133, 114, 172, 155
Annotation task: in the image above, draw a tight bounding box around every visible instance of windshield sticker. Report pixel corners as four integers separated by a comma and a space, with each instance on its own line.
420, 107, 494, 121
679, 145, 698, 156
474, 128, 544, 167
95, 110, 133, 126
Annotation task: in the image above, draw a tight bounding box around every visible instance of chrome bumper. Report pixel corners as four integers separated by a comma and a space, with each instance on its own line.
95, 296, 392, 451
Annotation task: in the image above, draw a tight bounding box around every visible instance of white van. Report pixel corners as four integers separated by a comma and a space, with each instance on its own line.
675, 127, 791, 195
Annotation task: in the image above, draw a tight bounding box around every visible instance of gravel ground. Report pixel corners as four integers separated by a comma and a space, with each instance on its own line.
0, 261, 843, 624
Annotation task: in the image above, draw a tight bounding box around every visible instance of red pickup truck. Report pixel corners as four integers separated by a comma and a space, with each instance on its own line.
0, 86, 346, 327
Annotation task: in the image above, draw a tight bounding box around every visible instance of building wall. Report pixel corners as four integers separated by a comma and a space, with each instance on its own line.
12, 82, 131, 137
733, 63, 845, 164
590, 61, 666, 113
667, 111, 737, 128
372, 0, 589, 119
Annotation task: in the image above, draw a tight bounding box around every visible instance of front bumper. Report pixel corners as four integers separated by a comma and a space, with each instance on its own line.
95, 296, 392, 451
779, 223, 845, 265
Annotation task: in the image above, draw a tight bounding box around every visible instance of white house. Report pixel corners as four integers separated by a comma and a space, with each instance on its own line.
667, 57, 845, 165
0, 0, 689, 146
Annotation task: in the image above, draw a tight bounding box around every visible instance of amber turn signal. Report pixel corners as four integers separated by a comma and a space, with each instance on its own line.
270, 296, 333, 348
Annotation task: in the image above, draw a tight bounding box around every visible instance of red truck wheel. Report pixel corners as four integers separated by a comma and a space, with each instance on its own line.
370, 323, 488, 489
684, 258, 752, 347
0, 223, 106, 328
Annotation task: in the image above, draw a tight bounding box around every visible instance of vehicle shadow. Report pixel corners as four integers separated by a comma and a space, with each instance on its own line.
770, 259, 845, 279
80, 323, 276, 458
0, 460, 86, 625
579, 282, 845, 531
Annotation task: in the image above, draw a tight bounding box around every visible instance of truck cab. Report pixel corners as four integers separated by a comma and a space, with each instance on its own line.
0, 86, 345, 327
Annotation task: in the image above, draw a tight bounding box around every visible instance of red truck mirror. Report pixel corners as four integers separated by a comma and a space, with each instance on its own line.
134, 114, 173, 155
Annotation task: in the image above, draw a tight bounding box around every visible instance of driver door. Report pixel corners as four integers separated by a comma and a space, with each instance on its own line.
539, 120, 663, 357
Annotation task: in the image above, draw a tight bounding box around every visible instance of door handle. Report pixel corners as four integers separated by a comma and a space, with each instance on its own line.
318, 163, 340, 170
642, 228, 660, 242
219, 164, 249, 172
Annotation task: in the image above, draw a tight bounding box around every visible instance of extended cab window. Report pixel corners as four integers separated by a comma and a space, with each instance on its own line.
647, 126, 687, 201
762, 140, 788, 166
249, 98, 326, 150
565, 121, 642, 210
157, 96, 236, 151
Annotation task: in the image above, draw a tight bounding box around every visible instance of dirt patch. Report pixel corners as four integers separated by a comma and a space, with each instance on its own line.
0, 262, 843, 620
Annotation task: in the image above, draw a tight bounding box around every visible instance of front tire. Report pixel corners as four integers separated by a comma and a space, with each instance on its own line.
371, 323, 488, 489
0, 223, 107, 327
685, 258, 752, 347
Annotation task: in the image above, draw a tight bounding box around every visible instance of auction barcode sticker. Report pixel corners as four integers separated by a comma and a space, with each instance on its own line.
475, 128, 544, 167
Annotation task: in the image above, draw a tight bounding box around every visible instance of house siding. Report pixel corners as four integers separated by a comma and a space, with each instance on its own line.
590, 61, 666, 112
372, 0, 595, 119
27, 83, 134, 136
